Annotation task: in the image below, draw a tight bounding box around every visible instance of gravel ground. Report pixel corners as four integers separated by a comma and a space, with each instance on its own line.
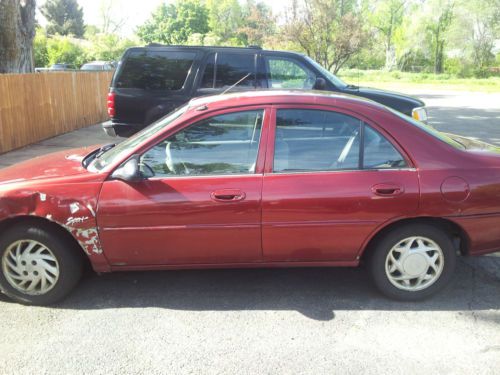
0, 90, 499, 374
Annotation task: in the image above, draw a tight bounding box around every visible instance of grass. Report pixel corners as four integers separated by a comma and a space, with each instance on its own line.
337, 69, 500, 92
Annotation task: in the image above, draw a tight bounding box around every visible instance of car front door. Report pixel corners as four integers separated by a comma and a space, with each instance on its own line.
262, 106, 420, 262
97, 107, 269, 266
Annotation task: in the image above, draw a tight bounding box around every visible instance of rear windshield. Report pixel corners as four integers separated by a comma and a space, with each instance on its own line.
115, 50, 196, 90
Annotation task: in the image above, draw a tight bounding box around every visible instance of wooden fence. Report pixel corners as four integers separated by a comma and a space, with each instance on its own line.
0, 71, 113, 154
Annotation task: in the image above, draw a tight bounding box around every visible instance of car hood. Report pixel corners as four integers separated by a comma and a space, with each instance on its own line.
0, 146, 97, 185
344, 86, 425, 114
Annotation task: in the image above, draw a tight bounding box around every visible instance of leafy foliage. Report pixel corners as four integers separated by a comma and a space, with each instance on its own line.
40, 0, 85, 38
238, 0, 276, 46
136, 0, 209, 45
281, 0, 368, 74
33, 28, 136, 68
46, 36, 86, 67
30, 0, 500, 79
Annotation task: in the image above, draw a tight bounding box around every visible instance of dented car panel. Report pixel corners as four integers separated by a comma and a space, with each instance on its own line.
0, 150, 111, 272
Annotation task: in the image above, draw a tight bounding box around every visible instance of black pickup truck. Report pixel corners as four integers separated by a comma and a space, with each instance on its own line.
104, 45, 427, 137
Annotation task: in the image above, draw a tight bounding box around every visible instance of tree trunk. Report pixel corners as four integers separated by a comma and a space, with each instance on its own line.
385, 46, 397, 71
0, 0, 37, 73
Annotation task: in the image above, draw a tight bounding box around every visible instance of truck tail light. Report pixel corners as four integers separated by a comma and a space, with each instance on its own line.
107, 92, 115, 117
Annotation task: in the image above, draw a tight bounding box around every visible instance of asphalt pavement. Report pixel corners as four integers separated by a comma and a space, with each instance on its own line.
0, 90, 499, 374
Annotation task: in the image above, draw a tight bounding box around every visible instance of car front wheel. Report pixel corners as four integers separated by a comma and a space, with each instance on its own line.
368, 223, 457, 301
0, 223, 83, 305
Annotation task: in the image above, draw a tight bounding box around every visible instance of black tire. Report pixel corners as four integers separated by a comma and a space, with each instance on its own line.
368, 223, 457, 301
0, 223, 83, 305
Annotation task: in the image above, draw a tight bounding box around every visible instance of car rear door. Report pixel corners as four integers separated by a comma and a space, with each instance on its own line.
261, 106, 420, 262
97, 106, 270, 267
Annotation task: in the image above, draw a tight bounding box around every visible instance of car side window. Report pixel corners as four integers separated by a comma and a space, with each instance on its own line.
116, 50, 196, 90
266, 57, 316, 89
201, 53, 256, 89
273, 109, 407, 173
274, 109, 361, 172
141, 110, 264, 177
363, 126, 407, 169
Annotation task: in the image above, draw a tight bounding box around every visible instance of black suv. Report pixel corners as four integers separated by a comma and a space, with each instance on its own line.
104, 45, 427, 137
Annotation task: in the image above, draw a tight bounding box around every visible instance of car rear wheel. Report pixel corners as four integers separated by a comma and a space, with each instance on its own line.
0, 223, 83, 305
368, 223, 456, 301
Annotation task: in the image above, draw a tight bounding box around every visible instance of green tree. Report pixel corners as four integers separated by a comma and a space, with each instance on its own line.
46, 36, 86, 67
206, 0, 243, 44
85, 33, 136, 62
453, 0, 500, 72
282, 0, 367, 74
34, 28, 49, 67
424, 0, 454, 74
369, 0, 407, 70
238, 0, 276, 46
40, 0, 85, 37
137, 0, 209, 44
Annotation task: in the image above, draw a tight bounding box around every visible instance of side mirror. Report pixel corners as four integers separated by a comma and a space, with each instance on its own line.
111, 155, 144, 182
313, 77, 327, 90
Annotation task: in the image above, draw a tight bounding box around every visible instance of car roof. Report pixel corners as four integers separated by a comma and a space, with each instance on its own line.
186, 90, 387, 113
126, 44, 304, 57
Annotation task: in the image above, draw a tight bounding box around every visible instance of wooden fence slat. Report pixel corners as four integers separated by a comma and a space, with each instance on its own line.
0, 71, 113, 154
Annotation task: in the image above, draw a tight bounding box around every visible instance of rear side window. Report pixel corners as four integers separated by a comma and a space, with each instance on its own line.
274, 109, 361, 172
201, 53, 256, 89
273, 109, 407, 172
115, 50, 196, 90
363, 126, 407, 169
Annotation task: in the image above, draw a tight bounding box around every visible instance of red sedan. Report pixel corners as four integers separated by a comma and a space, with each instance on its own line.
1, 91, 499, 305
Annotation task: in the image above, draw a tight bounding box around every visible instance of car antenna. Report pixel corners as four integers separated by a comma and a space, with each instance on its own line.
221, 73, 252, 95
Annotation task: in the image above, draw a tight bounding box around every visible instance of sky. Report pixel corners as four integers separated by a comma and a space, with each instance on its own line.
36, 0, 287, 37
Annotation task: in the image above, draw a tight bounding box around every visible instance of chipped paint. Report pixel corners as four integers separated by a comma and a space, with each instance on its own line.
0, 187, 108, 270
69, 202, 80, 214
75, 228, 102, 254
86, 203, 96, 217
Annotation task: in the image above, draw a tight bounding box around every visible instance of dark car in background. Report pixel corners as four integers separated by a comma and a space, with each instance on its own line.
103, 45, 427, 137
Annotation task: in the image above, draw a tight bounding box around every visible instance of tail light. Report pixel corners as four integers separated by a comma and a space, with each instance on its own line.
107, 92, 115, 117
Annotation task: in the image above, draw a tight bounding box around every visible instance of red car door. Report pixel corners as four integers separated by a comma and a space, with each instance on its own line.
262, 106, 420, 262
97, 107, 269, 266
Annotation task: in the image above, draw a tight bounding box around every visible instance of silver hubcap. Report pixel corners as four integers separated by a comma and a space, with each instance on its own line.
2, 240, 60, 295
385, 236, 444, 292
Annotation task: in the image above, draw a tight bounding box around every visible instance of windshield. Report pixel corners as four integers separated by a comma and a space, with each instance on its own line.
388, 108, 466, 150
305, 56, 347, 89
88, 105, 188, 171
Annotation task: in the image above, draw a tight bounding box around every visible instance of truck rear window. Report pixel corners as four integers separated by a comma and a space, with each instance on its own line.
115, 50, 196, 90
